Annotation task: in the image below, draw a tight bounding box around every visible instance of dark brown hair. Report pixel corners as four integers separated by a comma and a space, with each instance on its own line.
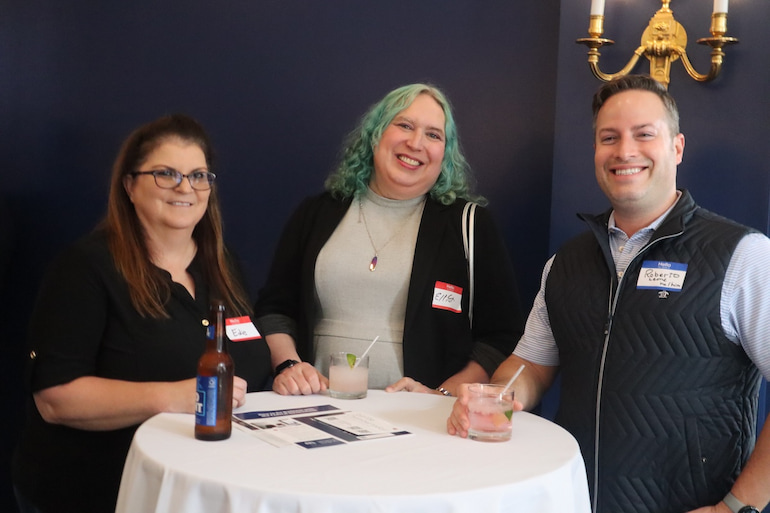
104, 114, 251, 318
592, 74, 680, 136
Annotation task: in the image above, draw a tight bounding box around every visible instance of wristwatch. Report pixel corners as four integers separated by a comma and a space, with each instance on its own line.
723, 492, 760, 513
274, 359, 299, 377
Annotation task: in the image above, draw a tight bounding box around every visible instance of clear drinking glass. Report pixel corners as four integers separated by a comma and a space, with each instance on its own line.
328, 352, 369, 399
467, 383, 514, 442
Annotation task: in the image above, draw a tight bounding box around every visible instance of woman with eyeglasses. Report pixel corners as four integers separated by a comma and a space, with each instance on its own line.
12, 114, 271, 513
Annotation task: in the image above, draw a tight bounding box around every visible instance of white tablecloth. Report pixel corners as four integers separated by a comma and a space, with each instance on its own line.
116, 390, 590, 513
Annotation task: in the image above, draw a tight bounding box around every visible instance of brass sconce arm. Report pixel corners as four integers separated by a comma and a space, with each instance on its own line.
577, 41, 646, 83
576, 2, 738, 87
676, 46, 720, 83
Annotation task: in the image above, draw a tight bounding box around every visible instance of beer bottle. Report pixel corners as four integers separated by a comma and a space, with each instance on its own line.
195, 300, 234, 441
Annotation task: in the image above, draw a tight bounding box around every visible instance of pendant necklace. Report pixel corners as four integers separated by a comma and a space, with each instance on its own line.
358, 197, 425, 271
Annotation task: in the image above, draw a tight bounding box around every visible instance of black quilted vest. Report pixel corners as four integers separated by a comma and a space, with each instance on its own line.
546, 191, 761, 513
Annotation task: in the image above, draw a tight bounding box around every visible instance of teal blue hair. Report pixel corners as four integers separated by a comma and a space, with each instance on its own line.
325, 83, 485, 205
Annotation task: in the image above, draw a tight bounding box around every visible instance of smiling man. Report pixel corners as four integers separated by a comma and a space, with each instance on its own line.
448, 74, 770, 513
592, 82, 684, 236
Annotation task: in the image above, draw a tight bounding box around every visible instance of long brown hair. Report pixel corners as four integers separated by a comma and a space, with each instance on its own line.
104, 114, 251, 318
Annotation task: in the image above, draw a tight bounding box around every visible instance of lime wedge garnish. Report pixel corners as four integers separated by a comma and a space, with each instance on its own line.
504, 410, 513, 421
346, 353, 357, 369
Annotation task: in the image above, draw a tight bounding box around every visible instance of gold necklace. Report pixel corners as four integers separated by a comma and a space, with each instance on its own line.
358, 197, 425, 271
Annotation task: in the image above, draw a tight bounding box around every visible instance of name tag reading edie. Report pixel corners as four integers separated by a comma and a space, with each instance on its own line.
225, 316, 262, 341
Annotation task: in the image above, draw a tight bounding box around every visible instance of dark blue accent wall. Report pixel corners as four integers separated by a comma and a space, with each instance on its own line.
2, 1, 768, 511
1, 2, 559, 510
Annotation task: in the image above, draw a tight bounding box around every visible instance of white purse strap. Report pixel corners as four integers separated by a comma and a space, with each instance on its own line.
462, 202, 477, 327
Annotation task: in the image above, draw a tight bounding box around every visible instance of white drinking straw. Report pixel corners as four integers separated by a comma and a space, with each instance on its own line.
353, 335, 379, 368
502, 364, 526, 393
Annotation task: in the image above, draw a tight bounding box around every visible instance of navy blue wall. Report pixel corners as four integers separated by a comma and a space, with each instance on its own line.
2, 1, 768, 511
1, 2, 558, 511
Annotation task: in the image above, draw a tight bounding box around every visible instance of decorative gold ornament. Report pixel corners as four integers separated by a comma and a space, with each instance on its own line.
576, 0, 738, 88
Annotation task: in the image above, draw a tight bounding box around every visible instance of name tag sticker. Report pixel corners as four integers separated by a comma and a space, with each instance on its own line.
432, 281, 463, 313
637, 261, 688, 292
225, 316, 262, 341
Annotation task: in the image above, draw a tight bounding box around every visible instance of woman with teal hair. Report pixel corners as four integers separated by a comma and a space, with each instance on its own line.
255, 83, 523, 397
325, 83, 480, 206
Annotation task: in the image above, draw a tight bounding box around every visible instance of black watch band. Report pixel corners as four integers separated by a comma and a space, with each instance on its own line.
274, 359, 299, 377
723, 492, 760, 513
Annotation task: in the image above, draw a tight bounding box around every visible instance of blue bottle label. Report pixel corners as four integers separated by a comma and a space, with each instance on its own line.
195, 375, 218, 426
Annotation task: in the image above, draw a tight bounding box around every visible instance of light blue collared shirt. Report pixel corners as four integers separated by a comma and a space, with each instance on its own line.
514, 202, 770, 380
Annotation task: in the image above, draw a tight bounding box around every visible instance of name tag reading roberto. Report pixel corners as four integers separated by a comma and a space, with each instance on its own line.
432, 281, 463, 313
637, 261, 688, 292
225, 316, 262, 341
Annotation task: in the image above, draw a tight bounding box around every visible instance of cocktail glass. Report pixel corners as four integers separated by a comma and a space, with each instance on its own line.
328, 352, 369, 399
467, 383, 513, 442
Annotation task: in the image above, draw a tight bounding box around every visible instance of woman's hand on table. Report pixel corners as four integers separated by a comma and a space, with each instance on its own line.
272, 362, 328, 395
447, 383, 525, 438
164, 376, 247, 412
233, 376, 248, 408
385, 377, 441, 394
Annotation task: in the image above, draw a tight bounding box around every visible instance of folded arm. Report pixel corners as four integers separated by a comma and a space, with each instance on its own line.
34, 374, 248, 431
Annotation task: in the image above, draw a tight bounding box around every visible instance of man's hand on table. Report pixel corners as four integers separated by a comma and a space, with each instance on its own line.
447, 383, 525, 438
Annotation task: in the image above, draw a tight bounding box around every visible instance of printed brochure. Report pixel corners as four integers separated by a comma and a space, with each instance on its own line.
232, 404, 411, 449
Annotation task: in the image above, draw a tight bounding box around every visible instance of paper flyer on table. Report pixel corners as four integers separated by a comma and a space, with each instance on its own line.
232, 405, 411, 449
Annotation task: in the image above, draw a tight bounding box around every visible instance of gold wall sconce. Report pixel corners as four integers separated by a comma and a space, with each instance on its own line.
576, 0, 738, 87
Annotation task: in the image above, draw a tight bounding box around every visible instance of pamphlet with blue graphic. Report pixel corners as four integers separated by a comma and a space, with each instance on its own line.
233, 405, 411, 449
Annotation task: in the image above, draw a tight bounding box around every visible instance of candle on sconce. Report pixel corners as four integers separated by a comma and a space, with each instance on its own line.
713, 0, 729, 14
590, 0, 605, 16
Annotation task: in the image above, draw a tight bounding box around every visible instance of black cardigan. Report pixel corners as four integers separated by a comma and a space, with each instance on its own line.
255, 192, 523, 387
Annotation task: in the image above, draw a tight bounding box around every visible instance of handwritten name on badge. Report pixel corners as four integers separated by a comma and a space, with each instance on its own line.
225, 316, 262, 341
432, 281, 463, 313
637, 261, 688, 292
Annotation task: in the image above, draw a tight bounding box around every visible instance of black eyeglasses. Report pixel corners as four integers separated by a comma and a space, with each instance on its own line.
130, 168, 217, 191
